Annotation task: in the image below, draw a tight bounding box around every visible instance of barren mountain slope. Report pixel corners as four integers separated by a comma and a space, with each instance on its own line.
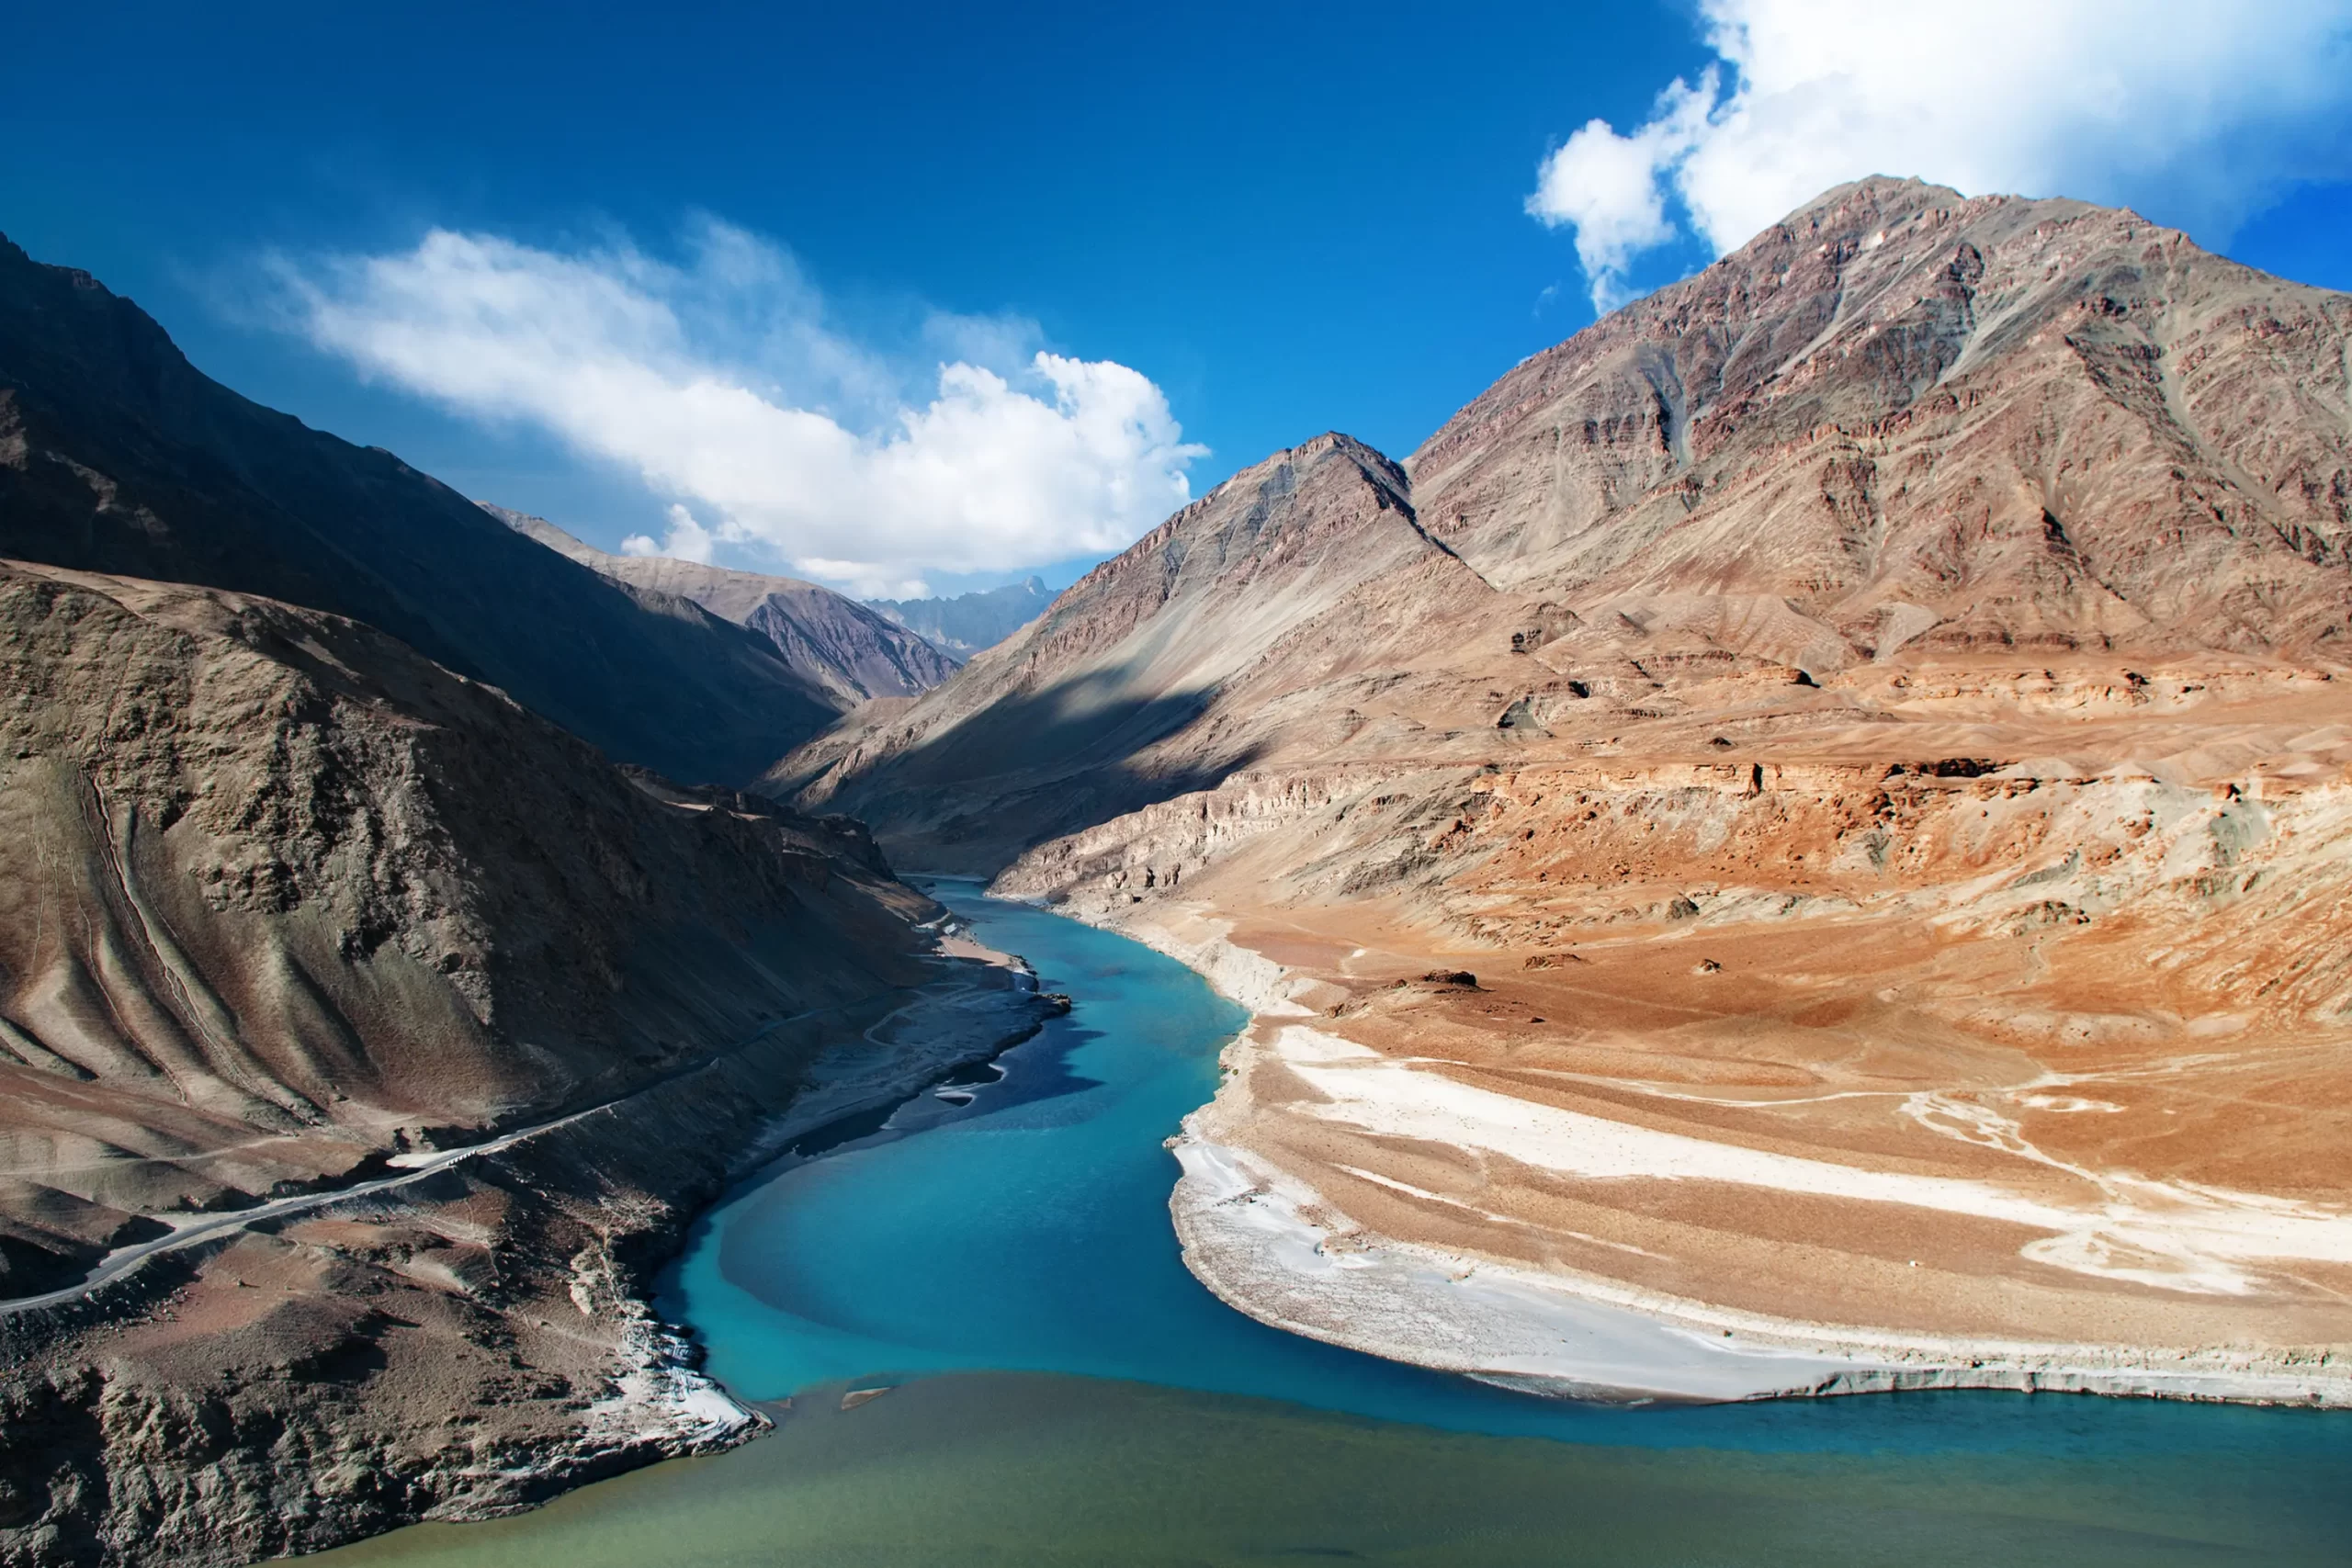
1410, 177, 2352, 652
782, 432, 1499, 868
0, 236, 837, 784
0, 559, 1045, 1565
487, 506, 960, 704
806, 179, 2352, 1397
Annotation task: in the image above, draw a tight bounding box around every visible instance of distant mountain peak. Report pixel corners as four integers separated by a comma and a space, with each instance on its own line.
484, 503, 961, 704
864, 575, 1056, 657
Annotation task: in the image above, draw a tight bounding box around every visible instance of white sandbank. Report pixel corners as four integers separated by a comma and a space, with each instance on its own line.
1061, 897, 2352, 1406
1268, 1023, 2352, 1299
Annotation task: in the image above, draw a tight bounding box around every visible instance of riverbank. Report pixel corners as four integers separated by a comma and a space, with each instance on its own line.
289, 882, 2352, 1568
0, 950, 1054, 1568
1023, 889, 2352, 1407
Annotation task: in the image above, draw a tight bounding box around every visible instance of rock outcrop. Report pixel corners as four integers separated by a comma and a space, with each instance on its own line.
486, 507, 960, 705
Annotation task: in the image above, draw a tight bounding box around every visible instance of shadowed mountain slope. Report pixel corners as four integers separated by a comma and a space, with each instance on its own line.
487, 506, 959, 705
787, 180, 2352, 874
780, 432, 1498, 869
0, 556, 1049, 1567
0, 557, 938, 1290
0, 235, 837, 784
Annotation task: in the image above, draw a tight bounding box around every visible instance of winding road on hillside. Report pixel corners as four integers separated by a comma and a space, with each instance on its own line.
0, 978, 997, 1317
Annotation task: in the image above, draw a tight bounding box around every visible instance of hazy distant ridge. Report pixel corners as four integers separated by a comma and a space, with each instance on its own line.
866, 576, 1054, 654
487, 506, 961, 705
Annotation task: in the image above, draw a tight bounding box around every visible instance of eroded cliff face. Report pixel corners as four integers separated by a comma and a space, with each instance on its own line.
0, 560, 1044, 1565
817, 179, 2352, 1389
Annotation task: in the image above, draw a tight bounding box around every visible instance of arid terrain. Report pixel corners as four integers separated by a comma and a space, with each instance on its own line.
797, 178, 2352, 1401
0, 231, 1057, 1565
2, 170, 2347, 1568
0, 555, 1050, 1567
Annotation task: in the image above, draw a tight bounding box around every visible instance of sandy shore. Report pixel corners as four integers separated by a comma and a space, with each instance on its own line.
1045, 894, 2352, 1406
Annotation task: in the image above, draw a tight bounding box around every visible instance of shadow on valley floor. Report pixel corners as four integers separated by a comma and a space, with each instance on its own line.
820, 671, 1262, 874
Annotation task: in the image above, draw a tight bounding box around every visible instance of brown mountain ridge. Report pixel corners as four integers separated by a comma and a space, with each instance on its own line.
791, 177, 2352, 1401
0, 234, 842, 785
0, 240, 1054, 1562
485, 505, 960, 705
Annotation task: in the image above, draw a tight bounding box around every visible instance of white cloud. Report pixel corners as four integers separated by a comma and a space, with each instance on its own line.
1526, 76, 1715, 311
1529, 0, 2352, 310
621, 503, 715, 564
273, 220, 1205, 593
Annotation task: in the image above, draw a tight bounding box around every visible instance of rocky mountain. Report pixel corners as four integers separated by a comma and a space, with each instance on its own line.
789, 180, 2352, 1398
487, 507, 960, 705
776, 433, 1491, 869
865, 574, 1055, 655
1408, 179, 2352, 649
0, 558, 1046, 1565
792, 179, 2352, 870
0, 232, 1049, 1563
0, 234, 839, 785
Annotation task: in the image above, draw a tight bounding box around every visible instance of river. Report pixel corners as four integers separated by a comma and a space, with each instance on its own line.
307, 882, 2352, 1565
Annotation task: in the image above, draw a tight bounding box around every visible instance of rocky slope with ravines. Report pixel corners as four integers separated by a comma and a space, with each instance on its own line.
486, 507, 960, 705
0, 558, 1049, 1565
0, 234, 839, 785
792, 177, 2352, 1400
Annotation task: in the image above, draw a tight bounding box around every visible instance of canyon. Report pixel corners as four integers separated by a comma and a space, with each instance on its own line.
795, 177, 2352, 1402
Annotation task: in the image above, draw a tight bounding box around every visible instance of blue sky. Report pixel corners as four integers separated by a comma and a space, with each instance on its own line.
5, 1, 2348, 595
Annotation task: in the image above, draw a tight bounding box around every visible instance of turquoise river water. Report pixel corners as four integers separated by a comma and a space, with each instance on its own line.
311, 882, 2352, 1565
